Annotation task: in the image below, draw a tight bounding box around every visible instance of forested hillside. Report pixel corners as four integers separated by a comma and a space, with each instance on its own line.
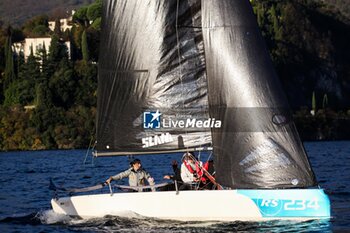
251, 0, 350, 109
0, 0, 100, 150
321, 0, 350, 22
0, 0, 349, 151
0, 0, 94, 26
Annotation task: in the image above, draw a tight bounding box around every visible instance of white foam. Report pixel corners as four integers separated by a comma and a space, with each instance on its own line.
107, 210, 145, 219
38, 210, 71, 224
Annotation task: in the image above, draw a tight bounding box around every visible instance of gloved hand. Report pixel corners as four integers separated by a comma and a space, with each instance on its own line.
148, 177, 155, 192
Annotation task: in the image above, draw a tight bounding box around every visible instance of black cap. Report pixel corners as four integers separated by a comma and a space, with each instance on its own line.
130, 159, 141, 166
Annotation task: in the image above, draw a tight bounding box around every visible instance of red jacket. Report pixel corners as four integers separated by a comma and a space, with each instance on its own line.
183, 160, 209, 182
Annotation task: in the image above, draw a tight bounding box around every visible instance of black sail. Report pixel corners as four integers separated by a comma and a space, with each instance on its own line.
98, 0, 317, 189
97, 0, 211, 155
202, 0, 317, 188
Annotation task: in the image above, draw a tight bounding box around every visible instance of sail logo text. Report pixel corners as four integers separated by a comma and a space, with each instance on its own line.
142, 133, 174, 148
162, 118, 221, 128
257, 198, 321, 216
143, 110, 162, 129
143, 110, 221, 129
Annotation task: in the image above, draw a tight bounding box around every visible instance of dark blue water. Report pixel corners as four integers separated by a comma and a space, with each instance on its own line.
0, 141, 349, 232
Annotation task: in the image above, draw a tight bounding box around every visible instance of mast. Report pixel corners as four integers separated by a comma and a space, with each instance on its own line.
202, 0, 317, 188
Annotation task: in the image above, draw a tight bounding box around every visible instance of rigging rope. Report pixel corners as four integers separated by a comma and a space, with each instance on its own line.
50, 179, 172, 194
83, 137, 96, 165
51, 133, 96, 198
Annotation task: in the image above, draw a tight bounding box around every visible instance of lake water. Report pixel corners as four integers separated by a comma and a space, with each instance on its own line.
0, 141, 349, 232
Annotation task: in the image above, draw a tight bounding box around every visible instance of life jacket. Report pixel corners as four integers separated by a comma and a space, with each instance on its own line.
183, 160, 209, 182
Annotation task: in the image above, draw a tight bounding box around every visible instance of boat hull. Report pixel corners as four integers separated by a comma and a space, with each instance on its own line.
51, 189, 330, 221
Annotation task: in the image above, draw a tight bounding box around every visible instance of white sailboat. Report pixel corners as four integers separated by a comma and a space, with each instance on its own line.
51, 0, 330, 221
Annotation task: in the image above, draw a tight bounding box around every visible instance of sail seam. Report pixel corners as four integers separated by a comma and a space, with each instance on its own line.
175, 0, 190, 151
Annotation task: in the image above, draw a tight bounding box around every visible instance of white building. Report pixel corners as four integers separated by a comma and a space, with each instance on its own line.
48, 10, 75, 32
12, 10, 75, 61
13, 37, 71, 60
48, 18, 72, 32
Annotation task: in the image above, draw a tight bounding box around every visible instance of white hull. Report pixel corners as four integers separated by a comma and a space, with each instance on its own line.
51, 189, 330, 221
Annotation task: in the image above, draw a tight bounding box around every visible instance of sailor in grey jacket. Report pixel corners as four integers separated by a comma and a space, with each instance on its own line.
105, 159, 155, 191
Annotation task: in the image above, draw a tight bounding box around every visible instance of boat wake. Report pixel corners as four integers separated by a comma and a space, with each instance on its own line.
0, 210, 71, 226
0, 210, 333, 232
0, 213, 42, 226
39, 210, 72, 224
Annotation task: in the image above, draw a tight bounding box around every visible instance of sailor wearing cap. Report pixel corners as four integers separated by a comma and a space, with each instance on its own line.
105, 159, 155, 191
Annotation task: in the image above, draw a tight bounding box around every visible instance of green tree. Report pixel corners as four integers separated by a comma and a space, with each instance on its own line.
269, 5, 283, 41
81, 30, 89, 62
39, 42, 49, 77
32, 25, 49, 37
54, 18, 62, 37
4, 32, 16, 89
3, 82, 20, 106
17, 47, 41, 105
0, 24, 5, 67
22, 15, 49, 37
312, 91, 316, 115
74, 61, 97, 106
35, 81, 52, 109
255, 4, 265, 29
323, 94, 329, 109
47, 34, 69, 78
87, 0, 102, 21
68, 26, 79, 61
73, 6, 89, 27
49, 59, 76, 108
87, 0, 102, 30
85, 28, 100, 62
0, 106, 33, 150
15, 51, 25, 77
30, 106, 61, 149
0, 23, 5, 102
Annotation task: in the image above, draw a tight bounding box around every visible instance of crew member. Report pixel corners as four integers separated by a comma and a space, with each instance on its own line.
105, 159, 155, 192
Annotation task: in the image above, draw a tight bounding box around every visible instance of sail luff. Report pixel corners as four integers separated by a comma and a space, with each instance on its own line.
202, 0, 317, 188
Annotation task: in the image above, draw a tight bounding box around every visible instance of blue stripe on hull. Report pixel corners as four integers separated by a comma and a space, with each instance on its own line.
237, 189, 330, 218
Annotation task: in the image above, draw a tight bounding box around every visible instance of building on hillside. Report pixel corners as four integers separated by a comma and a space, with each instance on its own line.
48, 10, 75, 32
12, 10, 75, 61
13, 37, 71, 61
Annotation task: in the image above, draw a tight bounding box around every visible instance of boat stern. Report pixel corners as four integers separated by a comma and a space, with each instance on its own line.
51, 197, 78, 216
237, 189, 331, 219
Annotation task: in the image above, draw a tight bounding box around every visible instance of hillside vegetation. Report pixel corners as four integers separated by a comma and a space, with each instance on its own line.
0, 0, 100, 150
0, 0, 349, 151
0, 0, 94, 26
321, 0, 350, 22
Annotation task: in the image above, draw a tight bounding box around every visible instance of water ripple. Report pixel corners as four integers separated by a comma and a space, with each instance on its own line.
0, 142, 349, 232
